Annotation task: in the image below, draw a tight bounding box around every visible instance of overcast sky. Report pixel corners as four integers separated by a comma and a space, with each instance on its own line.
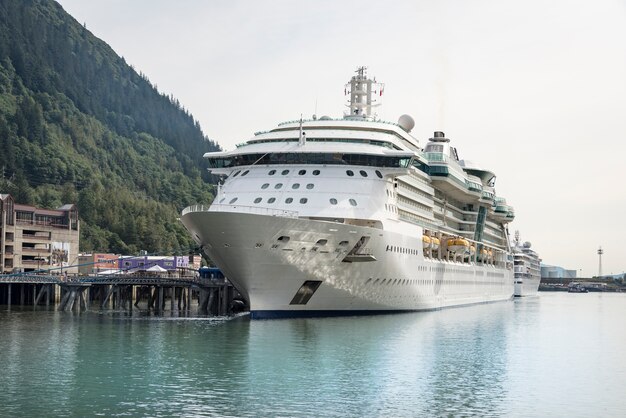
56, 0, 626, 277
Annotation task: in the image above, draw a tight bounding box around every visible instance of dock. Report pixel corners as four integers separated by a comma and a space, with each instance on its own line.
0, 273, 247, 315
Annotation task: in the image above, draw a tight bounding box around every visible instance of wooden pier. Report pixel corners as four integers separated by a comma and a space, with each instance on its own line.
0, 274, 247, 315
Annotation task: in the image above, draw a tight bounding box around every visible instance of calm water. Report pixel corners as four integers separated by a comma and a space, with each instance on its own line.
1, 293, 625, 417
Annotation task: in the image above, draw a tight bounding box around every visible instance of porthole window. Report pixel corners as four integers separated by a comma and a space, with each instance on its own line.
281, 169, 290, 175
261, 183, 269, 189
269, 170, 276, 175
300, 198, 308, 204
346, 170, 354, 177
376, 170, 383, 178
219, 198, 226, 203
349, 199, 357, 206
316, 239, 328, 246
339, 240, 349, 246
313, 170, 320, 176
275, 183, 283, 189
330, 198, 337, 205
233, 170, 241, 177
306, 183, 314, 190
268, 197, 276, 204
229, 197, 238, 204
254, 197, 262, 204
298, 169, 306, 175
359, 170, 368, 177
285, 197, 293, 204
241, 170, 250, 176
292, 183, 300, 189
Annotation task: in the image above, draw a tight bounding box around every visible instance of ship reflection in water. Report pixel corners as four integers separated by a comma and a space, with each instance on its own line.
1, 293, 626, 416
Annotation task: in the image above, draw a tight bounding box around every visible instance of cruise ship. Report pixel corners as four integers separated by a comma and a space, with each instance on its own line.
512, 231, 541, 297
181, 67, 515, 318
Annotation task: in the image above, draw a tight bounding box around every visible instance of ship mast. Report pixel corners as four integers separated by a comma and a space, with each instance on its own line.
344, 66, 383, 120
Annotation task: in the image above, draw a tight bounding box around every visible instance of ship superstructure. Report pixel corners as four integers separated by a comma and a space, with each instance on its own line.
512, 231, 541, 297
182, 67, 515, 318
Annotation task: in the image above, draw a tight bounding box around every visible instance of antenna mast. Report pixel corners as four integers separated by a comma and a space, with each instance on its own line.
344, 66, 383, 120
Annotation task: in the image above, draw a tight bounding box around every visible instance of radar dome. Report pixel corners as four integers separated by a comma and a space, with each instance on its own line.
523, 241, 532, 248
398, 114, 415, 133
319, 115, 332, 120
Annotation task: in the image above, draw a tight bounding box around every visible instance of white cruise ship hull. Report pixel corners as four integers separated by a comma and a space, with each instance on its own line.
514, 276, 540, 297
182, 209, 514, 318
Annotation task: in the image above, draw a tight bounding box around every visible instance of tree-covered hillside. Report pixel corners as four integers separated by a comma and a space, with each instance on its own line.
0, 0, 220, 254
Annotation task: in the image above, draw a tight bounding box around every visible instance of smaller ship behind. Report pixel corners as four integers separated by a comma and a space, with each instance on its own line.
512, 231, 541, 297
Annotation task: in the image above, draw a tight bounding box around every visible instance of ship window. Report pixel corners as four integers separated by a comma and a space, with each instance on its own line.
281, 169, 290, 175
339, 241, 349, 246
277, 236, 290, 242
298, 169, 306, 175
313, 170, 320, 175
268, 197, 276, 204
306, 183, 314, 189
254, 197, 262, 204
349, 199, 357, 206
269, 170, 276, 175
261, 183, 269, 189
292, 183, 300, 189
241, 170, 250, 176
346, 170, 354, 176
219, 198, 225, 203
316, 239, 328, 246
233, 170, 241, 177
376, 170, 383, 178
330, 198, 337, 205
229, 197, 238, 204
275, 183, 283, 189
300, 198, 308, 204
285, 197, 293, 204
360, 170, 368, 177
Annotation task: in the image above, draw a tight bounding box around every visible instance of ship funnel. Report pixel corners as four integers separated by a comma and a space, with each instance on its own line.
430, 131, 450, 143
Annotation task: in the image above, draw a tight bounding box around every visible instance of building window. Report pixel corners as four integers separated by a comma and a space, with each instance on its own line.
298, 169, 306, 175
349, 199, 357, 206
300, 198, 308, 204
254, 197, 262, 204
330, 198, 337, 205
261, 183, 269, 189
313, 170, 320, 176
285, 197, 293, 204
229, 197, 238, 204
346, 170, 354, 177
292, 183, 300, 189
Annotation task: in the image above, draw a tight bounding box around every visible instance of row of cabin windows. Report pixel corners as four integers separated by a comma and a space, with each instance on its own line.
233, 168, 384, 178
221, 197, 358, 206
261, 183, 315, 190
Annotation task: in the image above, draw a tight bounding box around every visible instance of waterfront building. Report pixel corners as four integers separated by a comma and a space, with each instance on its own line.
118, 255, 190, 273
0, 194, 79, 274
77, 253, 119, 275
541, 264, 577, 279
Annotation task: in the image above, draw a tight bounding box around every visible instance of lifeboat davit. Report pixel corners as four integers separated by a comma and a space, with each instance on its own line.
448, 238, 469, 253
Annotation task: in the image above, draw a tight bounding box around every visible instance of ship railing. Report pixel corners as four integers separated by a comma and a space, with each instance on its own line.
182, 204, 299, 219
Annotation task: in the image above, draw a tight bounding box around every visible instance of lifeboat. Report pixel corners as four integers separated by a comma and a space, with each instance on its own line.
431, 237, 440, 250
447, 238, 469, 253
422, 235, 431, 249
469, 245, 476, 256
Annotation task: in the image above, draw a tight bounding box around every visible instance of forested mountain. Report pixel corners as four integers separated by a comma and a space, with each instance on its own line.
0, 0, 220, 254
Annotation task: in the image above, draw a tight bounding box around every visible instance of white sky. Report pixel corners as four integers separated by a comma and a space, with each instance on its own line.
56, 0, 626, 277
